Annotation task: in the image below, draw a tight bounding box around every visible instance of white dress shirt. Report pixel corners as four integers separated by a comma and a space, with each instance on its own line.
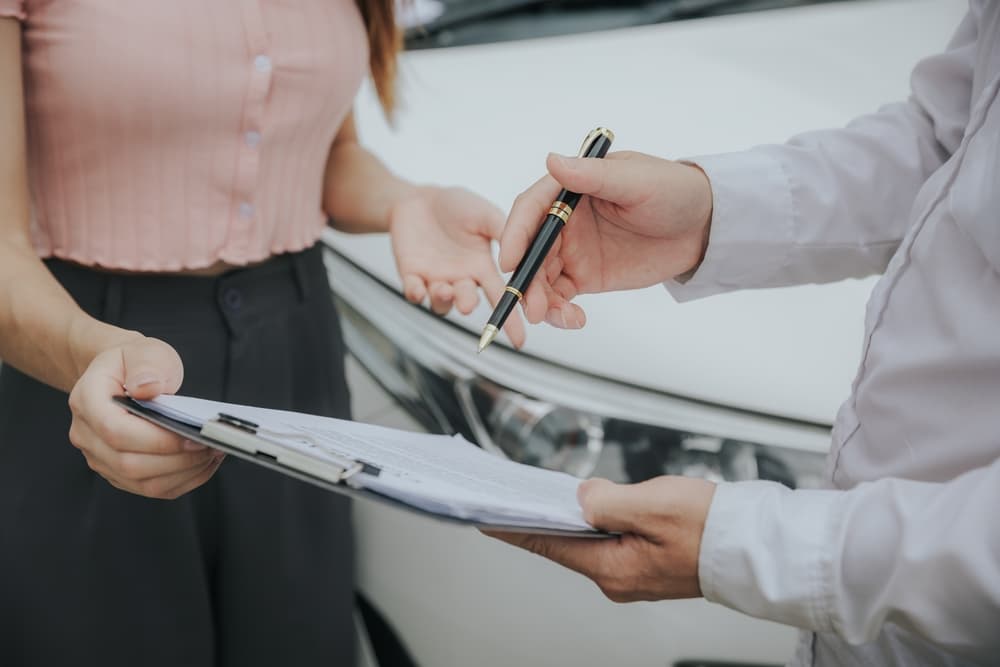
667, 2, 1000, 665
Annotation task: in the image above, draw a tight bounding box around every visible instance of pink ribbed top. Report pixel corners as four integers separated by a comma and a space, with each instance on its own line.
1, 0, 368, 270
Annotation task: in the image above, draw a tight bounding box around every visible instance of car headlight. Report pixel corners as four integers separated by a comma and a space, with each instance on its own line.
324, 243, 830, 489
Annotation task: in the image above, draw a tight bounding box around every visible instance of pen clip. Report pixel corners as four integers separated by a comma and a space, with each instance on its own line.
576, 127, 615, 158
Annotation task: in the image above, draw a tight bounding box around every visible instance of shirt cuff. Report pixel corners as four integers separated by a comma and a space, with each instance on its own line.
664, 149, 795, 302
698, 480, 845, 634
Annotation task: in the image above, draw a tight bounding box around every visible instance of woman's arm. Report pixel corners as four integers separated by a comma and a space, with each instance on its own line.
321, 111, 526, 346
0, 18, 221, 499
321, 112, 417, 234
0, 18, 137, 392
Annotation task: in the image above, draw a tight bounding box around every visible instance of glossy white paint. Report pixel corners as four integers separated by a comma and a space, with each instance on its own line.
337, 3, 967, 664
327, 0, 965, 424
347, 357, 799, 665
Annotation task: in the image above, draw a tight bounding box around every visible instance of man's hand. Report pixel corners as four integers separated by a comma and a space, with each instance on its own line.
68, 337, 224, 499
389, 185, 526, 347
486, 476, 715, 602
499, 151, 713, 329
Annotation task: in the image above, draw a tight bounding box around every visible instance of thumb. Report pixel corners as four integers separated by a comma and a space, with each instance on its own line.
577, 478, 649, 535
546, 152, 641, 206
122, 338, 184, 399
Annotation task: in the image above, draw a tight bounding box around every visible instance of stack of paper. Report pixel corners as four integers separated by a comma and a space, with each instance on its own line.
143, 395, 595, 534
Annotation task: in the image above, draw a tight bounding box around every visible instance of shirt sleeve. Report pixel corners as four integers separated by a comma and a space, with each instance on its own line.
666, 3, 978, 301
0, 0, 25, 20
698, 455, 1000, 663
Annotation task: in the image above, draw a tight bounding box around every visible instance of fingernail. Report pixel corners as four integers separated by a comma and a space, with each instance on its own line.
213, 452, 226, 464
126, 373, 159, 392
550, 153, 574, 170
183, 440, 206, 451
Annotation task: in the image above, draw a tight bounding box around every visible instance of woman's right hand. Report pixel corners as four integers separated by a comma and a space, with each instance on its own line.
68, 337, 224, 499
499, 150, 715, 329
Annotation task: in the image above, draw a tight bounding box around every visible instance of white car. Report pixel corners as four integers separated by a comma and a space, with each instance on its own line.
326, 1, 965, 665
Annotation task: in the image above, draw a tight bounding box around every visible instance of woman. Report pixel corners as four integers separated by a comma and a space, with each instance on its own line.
0, 2, 523, 665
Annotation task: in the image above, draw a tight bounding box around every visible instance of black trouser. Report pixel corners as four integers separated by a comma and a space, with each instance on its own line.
0, 245, 356, 667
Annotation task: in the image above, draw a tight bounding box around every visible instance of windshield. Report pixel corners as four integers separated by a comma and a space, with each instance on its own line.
403, 0, 849, 49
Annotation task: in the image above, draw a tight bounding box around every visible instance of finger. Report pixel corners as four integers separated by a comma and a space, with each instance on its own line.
452, 279, 479, 315
73, 418, 216, 480
545, 151, 643, 206
402, 274, 428, 305
544, 304, 587, 330
521, 277, 551, 325
428, 281, 454, 315
87, 448, 220, 498
158, 453, 226, 499
543, 277, 586, 329
499, 174, 563, 272
121, 338, 185, 399
577, 478, 653, 535
129, 452, 222, 500
482, 530, 612, 579
482, 200, 507, 241
551, 274, 579, 302
501, 302, 526, 349
73, 391, 198, 455
545, 255, 564, 283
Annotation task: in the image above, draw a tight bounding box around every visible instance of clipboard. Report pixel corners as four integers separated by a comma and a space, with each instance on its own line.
114, 396, 610, 538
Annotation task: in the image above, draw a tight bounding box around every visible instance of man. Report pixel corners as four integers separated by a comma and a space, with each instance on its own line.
489, 2, 999, 665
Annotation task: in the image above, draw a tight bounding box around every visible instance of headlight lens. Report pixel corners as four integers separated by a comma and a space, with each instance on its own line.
326, 245, 830, 489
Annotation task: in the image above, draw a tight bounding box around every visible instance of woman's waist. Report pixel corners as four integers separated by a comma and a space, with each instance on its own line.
46, 244, 331, 328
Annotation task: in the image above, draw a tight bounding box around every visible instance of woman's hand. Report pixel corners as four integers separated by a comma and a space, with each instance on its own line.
389, 185, 526, 348
68, 337, 224, 499
499, 151, 714, 329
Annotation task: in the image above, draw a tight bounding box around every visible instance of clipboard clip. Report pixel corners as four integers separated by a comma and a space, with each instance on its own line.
205, 413, 380, 481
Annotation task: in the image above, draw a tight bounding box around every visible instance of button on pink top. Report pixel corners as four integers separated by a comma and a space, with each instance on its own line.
1, 0, 368, 270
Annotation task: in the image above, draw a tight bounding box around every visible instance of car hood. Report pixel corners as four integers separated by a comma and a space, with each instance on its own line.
326, 0, 963, 425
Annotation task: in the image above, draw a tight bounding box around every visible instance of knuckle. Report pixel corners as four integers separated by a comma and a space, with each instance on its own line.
67, 388, 82, 413
136, 478, 167, 499
98, 416, 126, 450
597, 578, 628, 604
116, 453, 144, 480
83, 455, 101, 474
68, 421, 84, 449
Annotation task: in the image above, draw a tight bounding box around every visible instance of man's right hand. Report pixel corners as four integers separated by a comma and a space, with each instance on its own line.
499, 150, 714, 329
68, 336, 224, 499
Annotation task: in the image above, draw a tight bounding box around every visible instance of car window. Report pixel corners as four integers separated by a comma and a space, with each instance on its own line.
404, 0, 852, 49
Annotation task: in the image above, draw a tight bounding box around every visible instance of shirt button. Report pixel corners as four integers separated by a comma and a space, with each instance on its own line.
245, 131, 262, 148
254, 55, 272, 73
223, 288, 243, 311
239, 202, 255, 219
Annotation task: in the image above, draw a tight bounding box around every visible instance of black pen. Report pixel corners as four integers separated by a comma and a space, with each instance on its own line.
478, 127, 615, 353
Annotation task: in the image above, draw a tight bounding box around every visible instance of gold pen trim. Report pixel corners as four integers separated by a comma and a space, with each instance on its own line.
548, 202, 573, 224
504, 286, 524, 301
577, 127, 615, 158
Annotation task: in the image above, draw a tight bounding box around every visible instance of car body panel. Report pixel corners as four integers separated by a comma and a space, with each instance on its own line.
332, 2, 965, 664
328, 0, 965, 425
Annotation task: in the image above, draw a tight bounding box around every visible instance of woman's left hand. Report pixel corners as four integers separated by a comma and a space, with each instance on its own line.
389, 186, 526, 348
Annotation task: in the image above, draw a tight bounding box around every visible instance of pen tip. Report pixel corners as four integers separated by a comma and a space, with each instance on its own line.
478, 325, 499, 354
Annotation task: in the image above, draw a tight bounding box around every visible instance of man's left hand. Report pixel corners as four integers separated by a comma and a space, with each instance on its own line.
486, 476, 715, 602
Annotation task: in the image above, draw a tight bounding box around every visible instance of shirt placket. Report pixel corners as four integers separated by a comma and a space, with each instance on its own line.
229, 0, 271, 260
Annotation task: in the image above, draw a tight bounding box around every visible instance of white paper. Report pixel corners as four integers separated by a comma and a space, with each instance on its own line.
143, 394, 592, 532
